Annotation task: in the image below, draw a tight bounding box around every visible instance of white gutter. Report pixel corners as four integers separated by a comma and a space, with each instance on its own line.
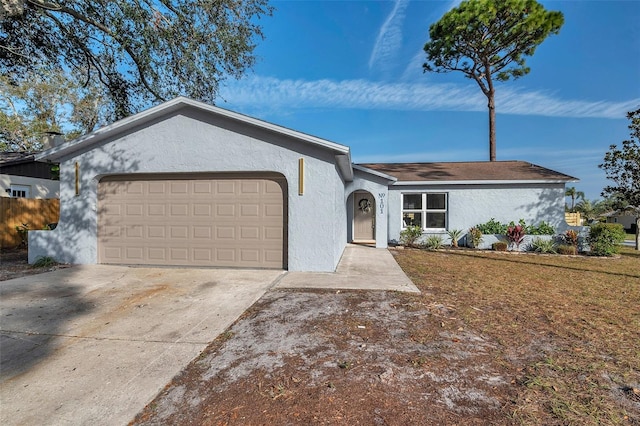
391, 178, 578, 186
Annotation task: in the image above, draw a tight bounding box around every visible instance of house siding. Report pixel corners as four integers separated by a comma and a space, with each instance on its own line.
0, 175, 60, 199
387, 183, 568, 242
29, 109, 346, 272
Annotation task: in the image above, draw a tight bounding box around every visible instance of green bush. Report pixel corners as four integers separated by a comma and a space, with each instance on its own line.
492, 241, 508, 251
557, 244, 577, 255
425, 235, 444, 250
588, 223, 626, 256
530, 237, 556, 254
400, 225, 423, 247
475, 218, 555, 236
33, 256, 58, 268
476, 218, 507, 234
527, 221, 555, 235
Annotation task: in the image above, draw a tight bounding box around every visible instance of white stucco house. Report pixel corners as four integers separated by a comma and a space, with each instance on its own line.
29, 97, 577, 271
0, 152, 60, 199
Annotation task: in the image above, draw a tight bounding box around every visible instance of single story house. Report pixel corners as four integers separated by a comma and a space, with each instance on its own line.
604, 211, 637, 233
0, 152, 60, 199
30, 97, 577, 271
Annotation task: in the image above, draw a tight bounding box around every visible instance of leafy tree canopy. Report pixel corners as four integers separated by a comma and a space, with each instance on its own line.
1, 0, 273, 120
1, 67, 108, 152
599, 108, 640, 249
423, 0, 563, 161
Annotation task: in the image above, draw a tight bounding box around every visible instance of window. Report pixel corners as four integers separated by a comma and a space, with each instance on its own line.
402, 193, 447, 230
10, 184, 30, 198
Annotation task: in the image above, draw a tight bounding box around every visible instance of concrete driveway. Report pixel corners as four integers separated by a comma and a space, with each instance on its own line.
0, 265, 283, 426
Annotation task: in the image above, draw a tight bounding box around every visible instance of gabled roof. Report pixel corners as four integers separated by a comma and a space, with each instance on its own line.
357, 161, 578, 184
35, 97, 354, 180
0, 152, 35, 167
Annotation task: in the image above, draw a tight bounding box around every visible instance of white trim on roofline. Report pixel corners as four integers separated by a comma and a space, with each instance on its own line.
352, 164, 397, 182
390, 178, 578, 186
35, 96, 351, 162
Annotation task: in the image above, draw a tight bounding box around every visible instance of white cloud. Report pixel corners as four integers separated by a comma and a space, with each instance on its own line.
368, 0, 410, 73
220, 76, 639, 120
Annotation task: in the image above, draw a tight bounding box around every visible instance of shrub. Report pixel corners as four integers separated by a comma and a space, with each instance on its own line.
425, 235, 444, 250
467, 227, 483, 248
588, 223, 626, 256
557, 244, 577, 255
506, 224, 526, 251
530, 237, 556, 254
15, 222, 29, 248
476, 218, 507, 234
563, 229, 579, 246
446, 229, 463, 247
492, 241, 508, 251
33, 256, 58, 268
528, 221, 555, 235
400, 225, 423, 247
476, 218, 555, 236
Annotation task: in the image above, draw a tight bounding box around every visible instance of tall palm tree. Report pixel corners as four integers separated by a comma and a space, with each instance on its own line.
565, 187, 585, 212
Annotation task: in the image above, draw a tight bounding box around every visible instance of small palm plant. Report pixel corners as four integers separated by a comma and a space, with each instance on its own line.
446, 229, 463, 248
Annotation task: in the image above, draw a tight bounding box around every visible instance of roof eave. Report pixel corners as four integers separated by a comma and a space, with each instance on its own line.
36, 96, 351, 162
391, 178, 578, 186
336, 154, 354, 182
352, 164, 397, 182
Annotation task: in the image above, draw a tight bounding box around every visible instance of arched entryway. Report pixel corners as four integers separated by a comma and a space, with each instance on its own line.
352, 190, 375, 243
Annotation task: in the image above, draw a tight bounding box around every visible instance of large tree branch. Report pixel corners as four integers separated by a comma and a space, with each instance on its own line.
42, 5, 164, 102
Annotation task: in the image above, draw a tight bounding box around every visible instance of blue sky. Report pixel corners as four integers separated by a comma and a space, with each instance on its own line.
218, 0, 640, 202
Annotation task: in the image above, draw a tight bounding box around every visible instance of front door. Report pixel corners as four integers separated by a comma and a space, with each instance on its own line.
353, 192, 375, 241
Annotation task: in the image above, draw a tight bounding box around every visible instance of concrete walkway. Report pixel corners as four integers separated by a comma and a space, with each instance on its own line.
275, 245, 420, 293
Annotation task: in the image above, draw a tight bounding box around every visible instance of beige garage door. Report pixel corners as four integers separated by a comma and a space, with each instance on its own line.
98, 174, 286, 268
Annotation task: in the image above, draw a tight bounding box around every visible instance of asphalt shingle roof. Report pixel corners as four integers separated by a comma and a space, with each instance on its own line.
356, 161, 577, 182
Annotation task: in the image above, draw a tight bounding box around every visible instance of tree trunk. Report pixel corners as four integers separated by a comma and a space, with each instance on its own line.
488, 91, 496, 161
636, 216, 639, 251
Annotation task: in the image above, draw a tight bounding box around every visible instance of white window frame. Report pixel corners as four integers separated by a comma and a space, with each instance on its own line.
401, 192, 448, 231
10, 184, 30, 198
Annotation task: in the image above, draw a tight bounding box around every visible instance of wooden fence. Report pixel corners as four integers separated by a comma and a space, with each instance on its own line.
1, 198, 60, 249
565, 212, 582, 226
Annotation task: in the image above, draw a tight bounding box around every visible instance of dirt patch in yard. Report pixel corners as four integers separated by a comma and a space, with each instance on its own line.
0, 248, 69, 281
133, 289, 514, 425
133, 247, 639, 425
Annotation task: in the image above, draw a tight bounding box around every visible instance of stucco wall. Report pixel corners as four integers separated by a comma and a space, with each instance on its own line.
0, 174, 59, 199
29, 108, 346, 272
387, 183, 568, 243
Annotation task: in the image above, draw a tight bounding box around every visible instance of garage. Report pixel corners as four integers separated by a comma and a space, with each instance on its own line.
98, 173, 286, 268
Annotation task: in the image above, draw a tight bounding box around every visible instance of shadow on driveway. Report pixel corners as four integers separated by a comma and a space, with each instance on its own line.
1, 269, 93, 382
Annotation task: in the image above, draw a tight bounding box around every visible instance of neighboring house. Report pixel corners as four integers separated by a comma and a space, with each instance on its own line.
604, 211, 637, 233
29, 97, 577, 271
0, 152, 60, 199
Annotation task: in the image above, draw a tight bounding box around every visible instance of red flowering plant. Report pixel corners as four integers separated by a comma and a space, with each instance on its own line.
506, 224, 526, 251
563, 229, 579, 247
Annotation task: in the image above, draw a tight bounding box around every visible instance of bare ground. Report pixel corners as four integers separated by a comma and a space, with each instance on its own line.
133, 289, 514, 425
0, 248, 69, 281
3, 247, 637, 424
130, 248, 639, 425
